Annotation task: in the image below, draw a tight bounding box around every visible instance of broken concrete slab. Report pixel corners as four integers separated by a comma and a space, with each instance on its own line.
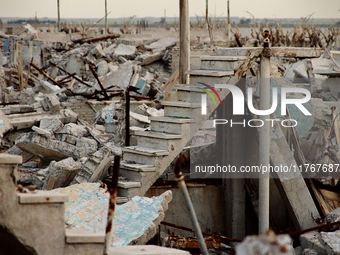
0, 109, 13, 137
43, 157, 82, 190
56, 123, 89, 138
86, 125, 114, 144
65, 54, 81, 77
90, 44, 106, 58
52, 183, 172, 246
113, 44, 136, 59
40, 94, 60, 112
102, 61, 133, 90
32, 126, 54, 139
324, 208, 340, 230
76, 137, 98, 155
40, 80, 61, 93
318, 230, 340, 255
110, 245, 190, 255
137, 51, 164, 66
300, 231, 327, 255
145, 38, 178, 52
96, 60, 108, 77
71, 147, 111, 184
40, 118, 64, 132
15, 132, 88, 162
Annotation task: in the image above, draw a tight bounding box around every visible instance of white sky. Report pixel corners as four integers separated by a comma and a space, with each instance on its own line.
0, 0, 339, 19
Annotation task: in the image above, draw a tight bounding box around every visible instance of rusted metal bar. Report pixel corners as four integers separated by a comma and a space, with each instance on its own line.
174, 154, 209, 255
103, 155, 121, 255
30, 62, 62, 88
57, 73, 75, 83
289, 220, 340, 237
125, 88, 130, 146
161, 221, 243, 242
49, 62, 92, 87
73, 33, 119, 44
89, 64, 109, 100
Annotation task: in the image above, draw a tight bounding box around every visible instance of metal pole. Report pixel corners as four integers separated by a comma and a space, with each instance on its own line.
125, 88, 130, 146
174, 154, 209, 255
179, 0, 190, 84
105, 0, 108, 34
57, 0, 61, 31
227, 0, 230, 39
259, 30, 271, 235
103, 155, 120, 255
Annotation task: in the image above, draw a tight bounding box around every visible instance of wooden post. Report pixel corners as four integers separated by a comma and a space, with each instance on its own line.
179, 0, 190, 84
16, 43, 24, 91
105, 0, 108, 35
57, 0, 61, 31
227, 0, 230, 39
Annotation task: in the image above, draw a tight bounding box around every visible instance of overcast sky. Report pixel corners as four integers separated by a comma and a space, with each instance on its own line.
1, 0, 339, 20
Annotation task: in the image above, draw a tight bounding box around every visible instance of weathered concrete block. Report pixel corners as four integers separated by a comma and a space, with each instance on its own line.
57, 123, 89, 138
32, 126, 54, 139
0, 109, 13, 137
300, 231, 327, 255
90, 44, 105, 58
137, 52, 164, 65
15, 132, 88, 161
40, 80, 61, 93
41, 94, 60, 112
113, 44, 136, 59
145, 38, 178, 52
324, 208, 340, 230
43, 157, 82, 189
318, 231, 340, 255
76, 137, 98, 154
40, 118, 64, 132
96, 60, 108, 77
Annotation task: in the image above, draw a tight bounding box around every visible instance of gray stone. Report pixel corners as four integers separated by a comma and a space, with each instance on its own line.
90, 44, 105, 58
300, 231, 327, 255
145, 38, 178, 52
43, 157, 82, 189
324, 208, 340, 230
113, 44, 136, 59
40, 94, 60, 112
102, 61, 133, 90
32, 126, 54, 139
103, 43, 117, 55
302, 248, 318, 255
319, 231, 340, 255
137, 51, 164, 65
96, 60, 108, 77
76, 137, 98, 155
40, 80, 61, 93
57, 123, 89, 138
40, 118, 64, 132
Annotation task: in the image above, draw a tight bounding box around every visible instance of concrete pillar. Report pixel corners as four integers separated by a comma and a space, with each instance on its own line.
179, 0, 190, 84
219, 79, 259, 238
105, 0, 108, 35
57, 0, 61, 32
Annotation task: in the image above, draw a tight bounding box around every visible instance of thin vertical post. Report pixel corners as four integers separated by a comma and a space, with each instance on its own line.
259, 30, 271, 235
179, 0, 190, 84
227, 0, 230, 39
57, 0, 61, 31
105, 0, 108, 34
103, 155, 121, 255
125, 88, 130, 146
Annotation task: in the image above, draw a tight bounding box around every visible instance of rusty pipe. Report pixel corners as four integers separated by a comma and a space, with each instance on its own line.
103, 155, 121, 255
174, 154, 209, 255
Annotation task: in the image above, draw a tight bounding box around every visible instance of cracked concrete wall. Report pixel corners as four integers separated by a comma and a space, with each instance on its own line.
146, 185, 225, 236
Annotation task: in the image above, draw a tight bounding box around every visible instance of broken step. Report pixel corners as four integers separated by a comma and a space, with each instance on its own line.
171, 84, 206, 103
161, 101, 200, 118
123, 146, 169, 165
117, 180, 142, 199
18, 190, 69, 204
186, 69, 234, 85
149, 116, 194, 134
135, 130, 182, 150
200, 56, 247, 71
120, 162, 156, 183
